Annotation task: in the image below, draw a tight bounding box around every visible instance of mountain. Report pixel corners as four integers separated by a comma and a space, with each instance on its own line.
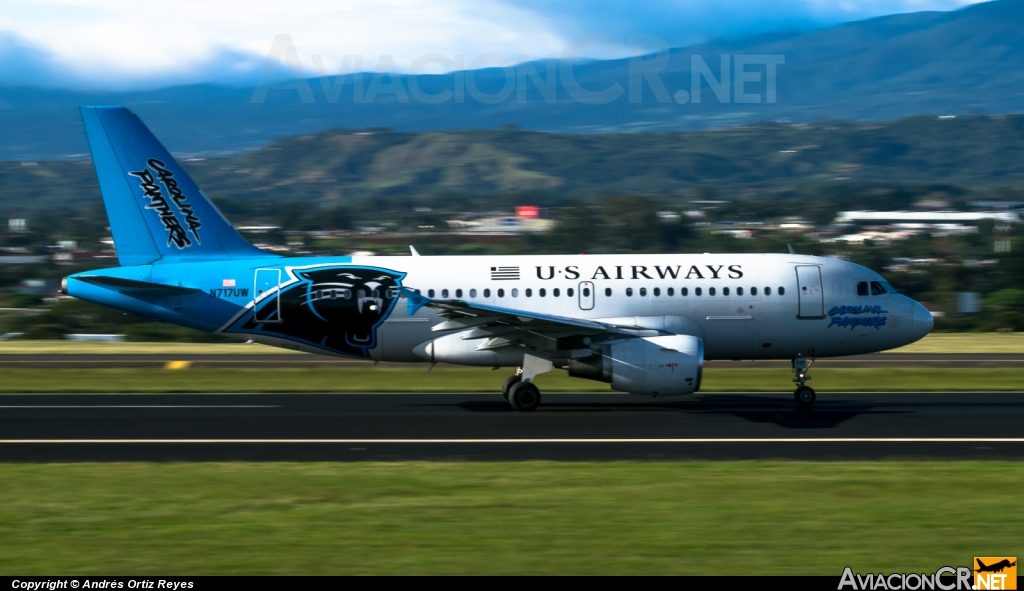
1, 0, 1023, 161
3, 114, 1024, 212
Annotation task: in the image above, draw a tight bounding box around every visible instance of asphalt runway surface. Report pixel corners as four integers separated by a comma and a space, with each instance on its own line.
2, 353, 1024, 368
1, 391, 1023, 461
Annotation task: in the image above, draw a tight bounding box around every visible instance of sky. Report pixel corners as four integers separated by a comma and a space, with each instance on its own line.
0, 0, 987, 90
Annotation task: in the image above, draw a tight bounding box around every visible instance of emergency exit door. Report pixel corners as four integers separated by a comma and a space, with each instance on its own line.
254, 268, 282, 323
578, 281, 595, 310
796, 265, 824, 318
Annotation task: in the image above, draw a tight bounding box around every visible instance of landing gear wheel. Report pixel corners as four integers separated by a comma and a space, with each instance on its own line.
508, 382, 541, 412
794, 386, 816, 407
502, 375, 522, 401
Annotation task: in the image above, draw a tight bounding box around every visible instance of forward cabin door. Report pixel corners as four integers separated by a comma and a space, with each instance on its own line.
795, 265, 824, 319
578, 281, 595, 310
254, 268, 282, 323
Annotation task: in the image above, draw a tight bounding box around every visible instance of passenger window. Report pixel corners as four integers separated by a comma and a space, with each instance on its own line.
695, 287, 702, 296
554, 288, 560, 297
723, 287, 730, 296
737, 287, 743, 296
428, 289, 435, 298
764, 287, 771, 296
778, 287, 785, 296
857, 282, 869, 296
870, 281, 887, 296
568, 288, 574, 297
605, 288, 612, 296
668, 287, 674, 296
539, 288, 546, 297
512, 289, 519, 297
469, 289, 477, 298
497, 289, 504, 297
525, 288, 532, 297
442, 289, 449, 298
456, 289, 463, 298
709, 287, 716, 296
751, 287, 757, 296
682, 287, 689, 296
653, 287, 660, 297
626, 287, 633, 297
583, 287, 591, 297
639, 287, 647, 296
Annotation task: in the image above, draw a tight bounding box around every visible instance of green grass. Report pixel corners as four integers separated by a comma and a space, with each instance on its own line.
0, 367, 1022, 392
3, 332, 1024, 354
891, 332, 1024, 353
0, 462, 1019, 575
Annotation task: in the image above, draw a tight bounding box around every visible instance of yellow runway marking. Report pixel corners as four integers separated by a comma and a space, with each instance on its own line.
1, 438, 1024, 444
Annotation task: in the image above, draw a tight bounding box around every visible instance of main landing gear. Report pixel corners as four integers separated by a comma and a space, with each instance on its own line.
503, 354, 553, 412
793, 357, 816, 407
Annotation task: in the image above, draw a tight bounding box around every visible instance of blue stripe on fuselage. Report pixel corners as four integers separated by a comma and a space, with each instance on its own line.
66, 256, 354, 333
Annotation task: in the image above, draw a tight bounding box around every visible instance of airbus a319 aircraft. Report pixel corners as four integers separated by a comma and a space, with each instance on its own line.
64, 107, 934, 410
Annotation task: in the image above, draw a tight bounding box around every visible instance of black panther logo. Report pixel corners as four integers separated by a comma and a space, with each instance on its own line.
230, 265, 405, 358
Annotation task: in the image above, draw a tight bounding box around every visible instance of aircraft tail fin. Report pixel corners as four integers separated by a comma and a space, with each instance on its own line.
80, 106, 274, 266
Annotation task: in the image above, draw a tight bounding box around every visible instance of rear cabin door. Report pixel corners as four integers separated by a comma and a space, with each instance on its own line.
795, 265, 824, 318
578, 281, 595, 310
254, 268, 282, 323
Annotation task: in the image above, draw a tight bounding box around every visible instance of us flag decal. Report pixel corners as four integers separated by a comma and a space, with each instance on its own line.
490, 266, 520, 280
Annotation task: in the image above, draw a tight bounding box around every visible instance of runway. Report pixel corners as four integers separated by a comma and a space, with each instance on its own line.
1, 391, 1023, 461
2, 353, 1024, 368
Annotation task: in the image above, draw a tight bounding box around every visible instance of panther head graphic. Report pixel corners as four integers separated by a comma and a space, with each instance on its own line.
234, 265, 405, 357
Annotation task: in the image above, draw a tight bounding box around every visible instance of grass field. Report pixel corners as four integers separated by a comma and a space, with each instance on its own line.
0, 366, 1021, 392
2, 332, 1024, 354
0, 462, 1017, 575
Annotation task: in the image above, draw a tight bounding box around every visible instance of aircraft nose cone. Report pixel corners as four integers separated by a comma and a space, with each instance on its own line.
912, 302, 934, 340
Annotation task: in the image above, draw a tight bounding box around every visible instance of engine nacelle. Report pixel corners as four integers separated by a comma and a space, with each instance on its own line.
569, 335, 703, 396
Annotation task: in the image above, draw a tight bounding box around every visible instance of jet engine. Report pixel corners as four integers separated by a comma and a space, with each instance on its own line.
568, 335, 703, 396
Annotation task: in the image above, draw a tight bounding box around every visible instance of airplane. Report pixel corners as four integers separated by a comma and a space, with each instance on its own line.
976, 559, 1017, 573
62, 106, 934, 411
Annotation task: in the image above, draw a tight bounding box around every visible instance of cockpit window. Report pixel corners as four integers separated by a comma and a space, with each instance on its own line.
857, 282, 869, 296
879, 280, 898, 294
870, 281, 887, 296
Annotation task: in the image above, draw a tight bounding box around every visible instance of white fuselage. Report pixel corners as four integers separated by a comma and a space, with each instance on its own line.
332, 252, 933, 362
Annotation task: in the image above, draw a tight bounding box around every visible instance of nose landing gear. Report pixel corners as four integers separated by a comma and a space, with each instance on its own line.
793, 357, 816, 407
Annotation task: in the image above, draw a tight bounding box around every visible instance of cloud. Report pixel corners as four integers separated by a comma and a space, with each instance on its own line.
0, 0, 989, 89
0, 0, 567, 89
504, 0, 988, 49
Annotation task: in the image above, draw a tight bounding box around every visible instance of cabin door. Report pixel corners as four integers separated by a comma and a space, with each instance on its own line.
795, 265, 824, 319
254, 268, 282, 323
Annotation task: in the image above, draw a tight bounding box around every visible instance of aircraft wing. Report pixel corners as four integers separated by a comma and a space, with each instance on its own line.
400, 288, 660, 352
76, 275, 200, 297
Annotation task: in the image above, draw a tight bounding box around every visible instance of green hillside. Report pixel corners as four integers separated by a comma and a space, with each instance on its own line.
2, 114, 1024, 213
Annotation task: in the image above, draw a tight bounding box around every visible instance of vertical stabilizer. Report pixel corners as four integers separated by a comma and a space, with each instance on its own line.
80, 106, 273, 265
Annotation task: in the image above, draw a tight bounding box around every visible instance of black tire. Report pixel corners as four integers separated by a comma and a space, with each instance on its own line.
794, 386, 816, 407
502, 375, 522, 400
508, 382, 541, 412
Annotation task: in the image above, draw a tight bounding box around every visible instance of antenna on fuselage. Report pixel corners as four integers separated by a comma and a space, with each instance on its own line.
410, 245, 421, 256
787, 243, 797, 255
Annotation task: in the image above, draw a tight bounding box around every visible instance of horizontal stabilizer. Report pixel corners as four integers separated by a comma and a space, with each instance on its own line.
76, 275, 199, 297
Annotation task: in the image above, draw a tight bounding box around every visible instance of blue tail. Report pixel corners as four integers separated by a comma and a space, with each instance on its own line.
80, 106, 274, 266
